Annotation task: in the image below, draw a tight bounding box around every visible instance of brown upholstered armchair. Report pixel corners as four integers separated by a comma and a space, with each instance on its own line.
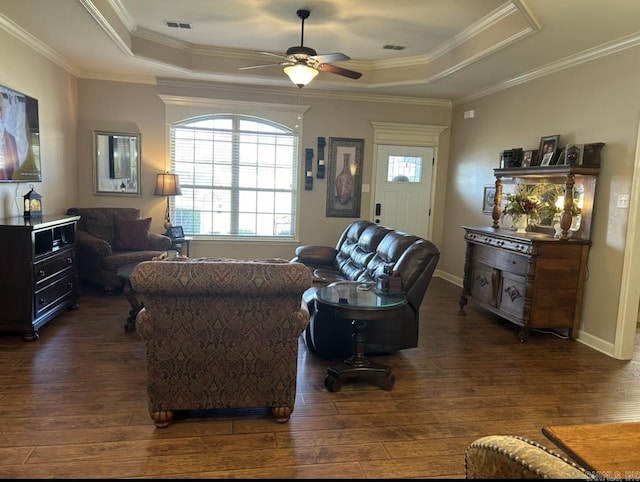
66, 207, 171, 293
129, 258, 312, 428
465, 435, 593, 479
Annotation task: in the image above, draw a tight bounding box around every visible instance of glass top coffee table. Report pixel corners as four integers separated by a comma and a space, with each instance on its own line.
314, 282, 406, 392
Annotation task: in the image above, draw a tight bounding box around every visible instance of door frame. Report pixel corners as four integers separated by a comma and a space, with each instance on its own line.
614, 117, 640, 359
369, 122, 447, 239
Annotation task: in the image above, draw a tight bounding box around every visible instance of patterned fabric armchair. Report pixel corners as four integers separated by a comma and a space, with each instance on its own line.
465, 435, 594, 479
66, 207, 171, 293
129, 258, 312, 428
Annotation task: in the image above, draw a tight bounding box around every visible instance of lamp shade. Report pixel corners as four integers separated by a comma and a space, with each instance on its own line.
154, 173, 182, 196
284, 63, 319, 88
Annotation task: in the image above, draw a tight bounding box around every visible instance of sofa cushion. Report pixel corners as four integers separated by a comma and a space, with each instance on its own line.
114, 217, 152, 250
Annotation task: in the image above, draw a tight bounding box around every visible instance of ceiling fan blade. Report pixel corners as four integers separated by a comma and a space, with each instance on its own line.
318, 63, 362, 80
255, 51, 291, 61
312, 52, 350, 63
238, 62, 288, 70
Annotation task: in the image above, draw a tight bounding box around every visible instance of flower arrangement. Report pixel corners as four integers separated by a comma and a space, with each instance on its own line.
502, 183, 547, 223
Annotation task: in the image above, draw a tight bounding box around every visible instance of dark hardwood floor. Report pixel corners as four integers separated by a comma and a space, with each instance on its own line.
1, 277, 638, 478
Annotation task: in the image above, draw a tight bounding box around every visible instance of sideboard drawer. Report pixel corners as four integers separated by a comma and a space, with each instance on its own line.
474, 244, 528, 276
34, 273, 75, 318
34, 249, 75, 287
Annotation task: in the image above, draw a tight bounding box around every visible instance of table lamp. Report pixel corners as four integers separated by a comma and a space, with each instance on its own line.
154, 172, 182, 235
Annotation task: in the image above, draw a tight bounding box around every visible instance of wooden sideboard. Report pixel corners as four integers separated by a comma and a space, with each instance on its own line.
460, 165, 598, 341
459, 226, 590, 341
0, 214, 80, 340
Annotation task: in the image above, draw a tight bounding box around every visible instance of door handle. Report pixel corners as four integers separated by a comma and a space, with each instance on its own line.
375, 203, 381, 216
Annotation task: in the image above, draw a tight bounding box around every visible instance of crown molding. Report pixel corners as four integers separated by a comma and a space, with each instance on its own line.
156, 77, 452, 107
0, 12, 80, 77
456, 30, 640, 104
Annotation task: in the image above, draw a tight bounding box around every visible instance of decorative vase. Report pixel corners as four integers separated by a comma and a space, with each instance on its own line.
335, 152, 354, 204
553, 217, 563, 238
513, 215, 528, 233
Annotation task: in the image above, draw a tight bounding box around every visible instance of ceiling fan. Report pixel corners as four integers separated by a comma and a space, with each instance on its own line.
239, 9, 362, 88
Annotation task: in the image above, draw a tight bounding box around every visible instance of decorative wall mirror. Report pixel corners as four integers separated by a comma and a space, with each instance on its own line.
501, 180, 587, 237
93, 131, 141, 196
520, 182, 584, 228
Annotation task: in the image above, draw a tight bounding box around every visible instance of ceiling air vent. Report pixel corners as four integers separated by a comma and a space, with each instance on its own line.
164, 20, 192, 29
383, 44, 406, 51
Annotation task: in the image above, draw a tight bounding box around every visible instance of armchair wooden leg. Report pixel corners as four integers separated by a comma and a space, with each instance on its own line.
151, 410, 174, 428
271, 406, 293, 423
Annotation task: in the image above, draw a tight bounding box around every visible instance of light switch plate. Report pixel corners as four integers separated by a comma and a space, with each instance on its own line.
617, 194, 629, 208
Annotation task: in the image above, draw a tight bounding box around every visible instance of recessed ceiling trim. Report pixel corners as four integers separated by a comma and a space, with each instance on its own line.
79, 0, 133, 57
425, 27, 535, 85
456, 30, 640, 104
109, 0, 136, 32
156, 78, 451, 107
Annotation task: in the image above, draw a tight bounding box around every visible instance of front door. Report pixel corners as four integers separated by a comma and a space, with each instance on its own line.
373, 145, 433, 238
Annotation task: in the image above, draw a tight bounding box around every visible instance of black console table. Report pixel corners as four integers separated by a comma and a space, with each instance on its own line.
0, 214, 80, 340
315, 283, 406, 392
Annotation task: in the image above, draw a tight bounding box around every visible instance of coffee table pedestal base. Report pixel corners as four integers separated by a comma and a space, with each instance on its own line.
325, 360, 395, 392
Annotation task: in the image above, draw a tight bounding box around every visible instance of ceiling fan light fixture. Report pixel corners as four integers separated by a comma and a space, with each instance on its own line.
284, 63, 318, 88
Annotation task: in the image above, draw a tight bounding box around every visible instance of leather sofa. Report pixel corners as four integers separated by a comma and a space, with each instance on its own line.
129, 258, 312, 428
66, 207, 171, 293
292, 220, 440, 358
465, 435, 593, 479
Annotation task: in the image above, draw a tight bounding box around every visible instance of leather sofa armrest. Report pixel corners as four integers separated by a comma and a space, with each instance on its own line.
75, 230, 112, 257
149, 233, 172, 250
293, 245, 338, 268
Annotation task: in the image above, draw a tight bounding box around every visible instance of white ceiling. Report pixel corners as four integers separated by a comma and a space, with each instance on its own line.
1, 0, 640, 102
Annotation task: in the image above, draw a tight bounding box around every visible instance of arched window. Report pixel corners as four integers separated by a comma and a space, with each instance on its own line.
170, 115, 298, 238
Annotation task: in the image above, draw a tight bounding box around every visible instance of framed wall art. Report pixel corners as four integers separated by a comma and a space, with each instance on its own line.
326, 137, 364, 217
483, 185, 496, 215
0, 84, 41, 182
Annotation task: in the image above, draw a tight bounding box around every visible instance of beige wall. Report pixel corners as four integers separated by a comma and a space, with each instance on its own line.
76, 80, 167, 225
0, 28, 78, 219
442, 46, 640, 353
77, 79, 452, 259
